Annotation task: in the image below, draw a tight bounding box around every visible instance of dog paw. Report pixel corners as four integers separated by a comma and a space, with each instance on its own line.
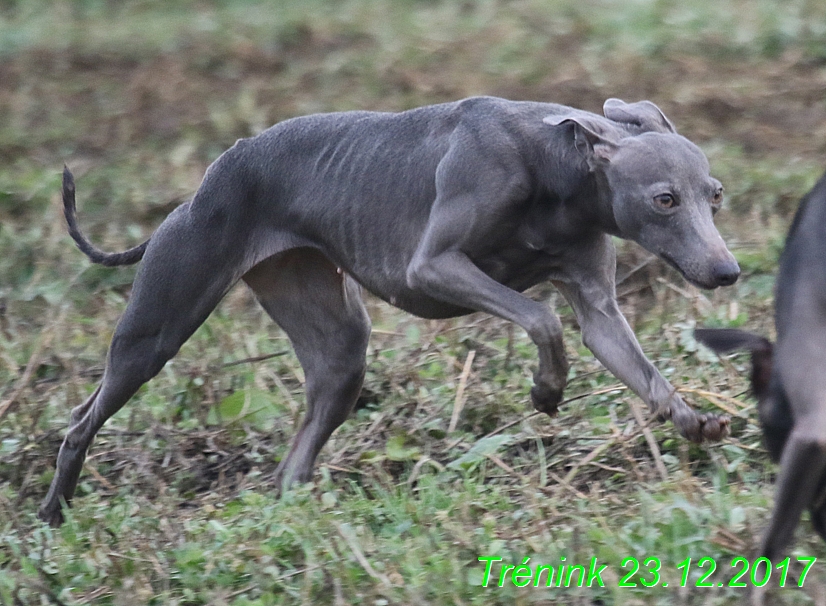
37, 504, 65, 528
271, 460, 314, 495
672, 410, 730, 443
531, 384, 563, 416
699, 414, 730, 442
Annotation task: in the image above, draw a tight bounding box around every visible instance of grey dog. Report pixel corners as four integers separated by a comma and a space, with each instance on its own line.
39, 96, 739, 526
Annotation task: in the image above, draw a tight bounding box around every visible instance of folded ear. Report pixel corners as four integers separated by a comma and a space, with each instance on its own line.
603, 98, 676, 134
543, 114, 619, 166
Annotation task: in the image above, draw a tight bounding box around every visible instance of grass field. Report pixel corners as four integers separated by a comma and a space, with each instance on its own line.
2, 1, 826, 604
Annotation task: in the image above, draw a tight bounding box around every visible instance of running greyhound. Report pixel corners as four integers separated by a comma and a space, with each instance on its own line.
39, 96, 739, 525
696, 171, 826, 561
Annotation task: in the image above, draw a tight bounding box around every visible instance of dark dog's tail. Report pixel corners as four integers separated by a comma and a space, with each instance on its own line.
62, 166, 150, 267
694, 328, 774, 400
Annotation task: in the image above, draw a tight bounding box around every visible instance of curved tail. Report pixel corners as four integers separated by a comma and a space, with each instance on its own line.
62, 166, 150, 267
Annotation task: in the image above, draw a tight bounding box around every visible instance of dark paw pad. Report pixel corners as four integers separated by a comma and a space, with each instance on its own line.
531, 384, 563, 416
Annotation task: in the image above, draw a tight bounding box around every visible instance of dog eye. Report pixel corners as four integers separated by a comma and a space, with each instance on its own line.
653, 193, 677, 209
712, 187, 724, 205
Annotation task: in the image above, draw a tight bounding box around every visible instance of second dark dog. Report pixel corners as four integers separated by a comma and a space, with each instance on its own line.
696, 170, 826, 561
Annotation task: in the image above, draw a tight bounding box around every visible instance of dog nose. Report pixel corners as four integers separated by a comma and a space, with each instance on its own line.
713, 260, 740, 286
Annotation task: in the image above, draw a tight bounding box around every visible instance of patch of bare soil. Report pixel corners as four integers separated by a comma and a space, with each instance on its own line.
2, 32, 825, 163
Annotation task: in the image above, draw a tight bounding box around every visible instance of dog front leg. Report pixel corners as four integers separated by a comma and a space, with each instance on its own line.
554, 278, 729, 442
407, 249, 568, 415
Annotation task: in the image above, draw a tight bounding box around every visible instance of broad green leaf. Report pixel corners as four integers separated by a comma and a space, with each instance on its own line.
207, 387, 284, 431
385, 434, 420, 461
448, 434, 514, 470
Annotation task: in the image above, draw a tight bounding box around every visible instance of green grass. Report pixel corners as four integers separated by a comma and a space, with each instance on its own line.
2, 0, 825, 62
3, 0, 826, 604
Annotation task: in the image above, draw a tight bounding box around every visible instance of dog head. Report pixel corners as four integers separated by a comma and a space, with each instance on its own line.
544, 99, 740, 289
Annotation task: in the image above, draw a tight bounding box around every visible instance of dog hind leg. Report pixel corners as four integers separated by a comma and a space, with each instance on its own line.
38, 205, 249, 526
242, 248, 371, 491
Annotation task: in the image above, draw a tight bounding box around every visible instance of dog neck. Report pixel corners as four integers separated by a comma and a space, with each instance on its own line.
590, 169, 622, 237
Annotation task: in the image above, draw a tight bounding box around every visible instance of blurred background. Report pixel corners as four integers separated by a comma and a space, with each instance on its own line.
1, 1, 826, 604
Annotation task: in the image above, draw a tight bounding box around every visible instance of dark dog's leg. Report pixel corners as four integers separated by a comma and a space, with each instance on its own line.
808, 472, 826, 543
760, 430, 826, 561
243, 249, 371, 490
38, 203, 246, 526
